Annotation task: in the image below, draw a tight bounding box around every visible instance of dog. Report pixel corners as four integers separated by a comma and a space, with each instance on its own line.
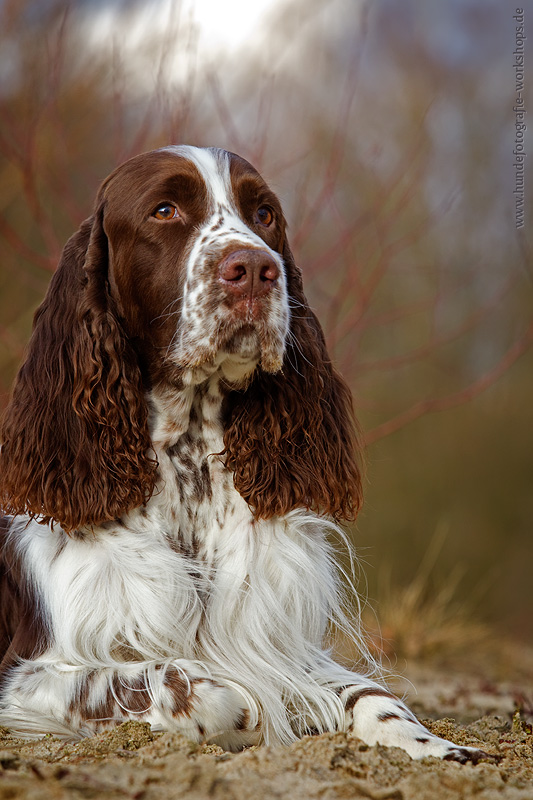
0, 146, 487, 761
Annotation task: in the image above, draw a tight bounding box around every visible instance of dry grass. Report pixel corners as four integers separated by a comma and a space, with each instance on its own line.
360, 528, 492, 665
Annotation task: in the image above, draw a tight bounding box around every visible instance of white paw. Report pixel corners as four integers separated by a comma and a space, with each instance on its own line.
343, 687, 493, 762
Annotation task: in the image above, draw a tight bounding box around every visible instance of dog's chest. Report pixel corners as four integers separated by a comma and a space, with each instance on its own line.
158, 383, 246, 561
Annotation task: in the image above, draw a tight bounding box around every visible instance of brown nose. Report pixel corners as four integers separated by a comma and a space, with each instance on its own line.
218, 249, 280, 298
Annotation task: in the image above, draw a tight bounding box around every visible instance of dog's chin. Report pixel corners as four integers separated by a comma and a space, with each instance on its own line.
172, 319, 286, 385
218, 326, 283, 386
224, 325, 286, 377
222, 326, 260, 360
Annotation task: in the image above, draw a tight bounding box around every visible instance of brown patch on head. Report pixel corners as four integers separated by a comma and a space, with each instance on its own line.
100, 150, 212, 377
228, 153, 286, 256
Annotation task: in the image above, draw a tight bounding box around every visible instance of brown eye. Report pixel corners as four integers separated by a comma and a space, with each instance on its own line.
152, 203, 179, 221
256, 206, 273, 227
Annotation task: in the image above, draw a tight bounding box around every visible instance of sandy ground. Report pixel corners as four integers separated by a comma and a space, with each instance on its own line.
0, 650, 532, 799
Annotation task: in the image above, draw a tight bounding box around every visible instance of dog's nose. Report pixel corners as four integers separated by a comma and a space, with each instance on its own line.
218, 249, 280, 298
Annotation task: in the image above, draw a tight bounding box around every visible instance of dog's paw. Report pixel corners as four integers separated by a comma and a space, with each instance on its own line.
441, 745, 498, 764
341, 684, 496, 763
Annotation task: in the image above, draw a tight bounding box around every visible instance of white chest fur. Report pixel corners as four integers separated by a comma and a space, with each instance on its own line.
15, 370, 339, 673
7, 367, 365, 747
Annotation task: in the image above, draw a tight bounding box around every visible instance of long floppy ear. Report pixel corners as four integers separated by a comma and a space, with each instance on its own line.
0, 207, 157, 533
222, 239, 364, 522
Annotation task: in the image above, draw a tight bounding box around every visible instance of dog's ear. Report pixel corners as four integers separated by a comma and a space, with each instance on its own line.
0, 206, 157, 533
222, 238, 364, 522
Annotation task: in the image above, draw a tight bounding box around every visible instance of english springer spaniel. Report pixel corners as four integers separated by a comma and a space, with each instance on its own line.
0, 146, 487, 761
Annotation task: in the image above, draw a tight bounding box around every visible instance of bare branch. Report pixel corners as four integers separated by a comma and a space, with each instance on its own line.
364, 321, 533, 446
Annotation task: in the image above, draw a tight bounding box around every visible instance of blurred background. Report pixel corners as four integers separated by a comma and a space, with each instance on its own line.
0, 0, 531, 654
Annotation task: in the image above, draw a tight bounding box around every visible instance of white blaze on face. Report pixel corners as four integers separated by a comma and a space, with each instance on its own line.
161, 146, 290, 380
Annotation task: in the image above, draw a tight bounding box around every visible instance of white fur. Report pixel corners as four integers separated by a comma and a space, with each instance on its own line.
1, 364, 376, 747
0, 371, 486, 761
0, 147, 488, 763
162, 146, 289, 374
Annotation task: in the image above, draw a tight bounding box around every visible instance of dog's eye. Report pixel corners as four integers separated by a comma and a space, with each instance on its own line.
255, 206, 273, 227
152, 203, 180, 221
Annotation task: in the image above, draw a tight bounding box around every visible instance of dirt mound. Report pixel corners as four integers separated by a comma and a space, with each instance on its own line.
0, 707, 531, 799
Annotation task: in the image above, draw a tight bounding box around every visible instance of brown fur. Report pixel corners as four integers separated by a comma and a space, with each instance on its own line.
0, 148, 363, 532
222, 240, 364, 522
0, 209, 157, 533
0, 517, 50, 685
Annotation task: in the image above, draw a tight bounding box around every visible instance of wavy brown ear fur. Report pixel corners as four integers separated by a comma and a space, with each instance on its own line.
222, 240, 364, 522
0, 208, 157, 533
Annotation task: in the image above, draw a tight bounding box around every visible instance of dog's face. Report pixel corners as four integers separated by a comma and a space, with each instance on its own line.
99, 146, 290, 383
0, 146, 362, 532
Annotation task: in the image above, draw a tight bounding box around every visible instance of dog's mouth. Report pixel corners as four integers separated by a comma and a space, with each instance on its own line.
222, 289, 277, 321
170, 268, 289, 379
223, 319, 287, 374
183, 320, 285, 386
